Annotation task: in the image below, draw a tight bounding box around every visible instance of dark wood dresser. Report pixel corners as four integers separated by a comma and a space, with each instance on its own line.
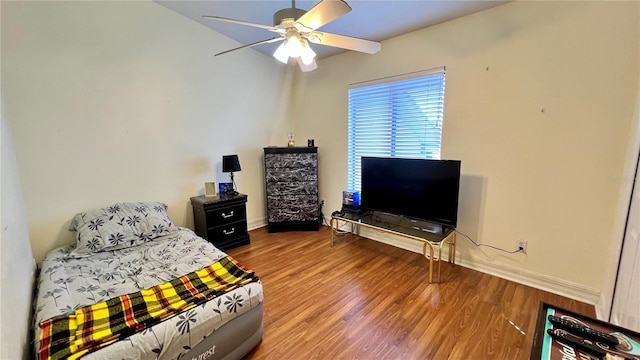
264, 146, 319, 232
190, 194, 250, 250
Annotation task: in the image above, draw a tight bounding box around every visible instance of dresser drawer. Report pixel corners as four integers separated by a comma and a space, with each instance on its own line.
205, 203, 246, 226
266, 167, 317, 183
267, 194, 317, 211
265, 153, 317, 170
266, 195, 318, 222
266, 181, 318, 196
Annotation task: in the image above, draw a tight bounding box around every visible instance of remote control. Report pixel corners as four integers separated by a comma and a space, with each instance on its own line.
546, 328, 607, 358
548, 315, 620, 347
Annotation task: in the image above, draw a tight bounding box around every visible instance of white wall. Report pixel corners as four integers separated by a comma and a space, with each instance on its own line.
1, 107, 36, 358
600, 49, 640, 323
2, 0, 295, 262
293, 1, 640, 300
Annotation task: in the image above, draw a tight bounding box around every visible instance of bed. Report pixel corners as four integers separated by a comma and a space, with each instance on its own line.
32, 202, 263, 360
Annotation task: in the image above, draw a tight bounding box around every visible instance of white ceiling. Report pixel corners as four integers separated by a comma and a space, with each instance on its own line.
156, 0, 509, 59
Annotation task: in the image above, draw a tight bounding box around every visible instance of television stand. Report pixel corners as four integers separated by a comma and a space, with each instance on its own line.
420, 223, 441, 234
330, 211, 456, 283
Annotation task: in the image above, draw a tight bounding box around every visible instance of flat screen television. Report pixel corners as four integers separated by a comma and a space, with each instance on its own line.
360, 157, 461, 228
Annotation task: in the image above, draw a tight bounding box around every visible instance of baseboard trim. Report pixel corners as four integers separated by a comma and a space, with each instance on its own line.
343, 226, 601, 306
455, 254, 601, 306
247, 217, 267, 231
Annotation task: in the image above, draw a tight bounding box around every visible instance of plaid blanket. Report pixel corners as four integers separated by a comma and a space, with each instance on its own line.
38, 256, 259, 360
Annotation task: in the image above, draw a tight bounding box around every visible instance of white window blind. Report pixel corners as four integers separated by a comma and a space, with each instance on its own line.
347, 67, 446, 191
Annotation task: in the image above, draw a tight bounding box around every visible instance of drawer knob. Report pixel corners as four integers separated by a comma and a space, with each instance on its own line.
223, 228, 235, 235
221, 211, 234, 219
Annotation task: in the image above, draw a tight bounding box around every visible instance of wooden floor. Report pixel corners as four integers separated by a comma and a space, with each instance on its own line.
226, 226, 595, 360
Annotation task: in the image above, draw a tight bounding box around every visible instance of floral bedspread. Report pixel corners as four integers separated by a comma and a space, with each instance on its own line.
33, 227, 263, 360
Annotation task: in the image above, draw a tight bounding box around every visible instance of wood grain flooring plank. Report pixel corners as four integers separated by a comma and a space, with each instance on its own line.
227, 227, 595, 360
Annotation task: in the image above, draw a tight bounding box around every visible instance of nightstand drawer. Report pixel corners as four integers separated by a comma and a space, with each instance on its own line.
205, 204, 246, 225
208, 221, 248, 242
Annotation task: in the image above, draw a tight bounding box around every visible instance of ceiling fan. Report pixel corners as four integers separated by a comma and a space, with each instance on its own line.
203, 0, 382, 72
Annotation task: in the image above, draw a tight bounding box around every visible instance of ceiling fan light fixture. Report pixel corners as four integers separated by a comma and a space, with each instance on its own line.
300, 40, 316, 65
283, 31, 304, 58
273, 43, 289, 63
205, 0, 381, 72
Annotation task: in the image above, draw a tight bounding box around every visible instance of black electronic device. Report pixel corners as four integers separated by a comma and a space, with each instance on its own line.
546, 328, 608, 358
342, 190, 360, 207
331, 210, 345, 217
360, 157, 461, 228
548, 315, 620, 347
341, 190, 363, 214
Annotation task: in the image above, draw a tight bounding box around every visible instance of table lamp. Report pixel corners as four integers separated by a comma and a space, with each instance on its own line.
222, 154, 241, 195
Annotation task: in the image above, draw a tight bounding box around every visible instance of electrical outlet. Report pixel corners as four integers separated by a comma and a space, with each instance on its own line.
518, 241, 528, 254
320, 198, 326, 206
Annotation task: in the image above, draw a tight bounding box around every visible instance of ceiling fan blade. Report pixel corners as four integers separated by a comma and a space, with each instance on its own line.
297, 57, 318, 72
215, 37, 284, 56
203, 15, 282, 33
295, 0, 351, 31
306, 31, 381, 54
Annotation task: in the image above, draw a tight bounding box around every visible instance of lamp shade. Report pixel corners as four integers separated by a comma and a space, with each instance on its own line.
222, 155, 241, 173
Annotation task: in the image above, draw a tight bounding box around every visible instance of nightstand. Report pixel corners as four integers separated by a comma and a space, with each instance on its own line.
190, 194, 250, 250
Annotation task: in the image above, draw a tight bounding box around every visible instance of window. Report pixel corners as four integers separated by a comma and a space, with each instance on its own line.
347, 67, 446, 191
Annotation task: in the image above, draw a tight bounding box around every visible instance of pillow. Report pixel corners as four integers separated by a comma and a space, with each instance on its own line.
68, 202, 175, 256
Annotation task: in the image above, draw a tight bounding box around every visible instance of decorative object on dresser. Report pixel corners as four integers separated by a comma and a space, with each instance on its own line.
222, 154, 241, 195
191, 193, 250, 250
264, 146, 319, 232
218, 182, 233, 195
204, 181, 216, 197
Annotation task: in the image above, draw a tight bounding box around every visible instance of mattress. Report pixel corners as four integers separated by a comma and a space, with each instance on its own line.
33, 227, 263, 359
